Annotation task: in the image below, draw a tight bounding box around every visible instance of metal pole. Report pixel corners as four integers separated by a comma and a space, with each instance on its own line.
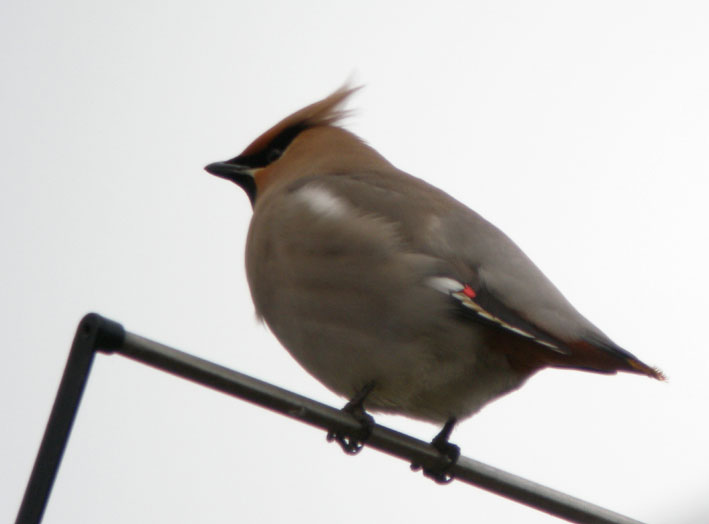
16, 313, 646, 524
15, 314, 124, 524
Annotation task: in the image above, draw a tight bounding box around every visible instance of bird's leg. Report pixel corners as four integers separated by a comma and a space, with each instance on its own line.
327, 381, 376, 454
411, 417, 460, 484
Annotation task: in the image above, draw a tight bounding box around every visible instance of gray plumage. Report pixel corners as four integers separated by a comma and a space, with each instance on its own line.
206, 86, 663, 425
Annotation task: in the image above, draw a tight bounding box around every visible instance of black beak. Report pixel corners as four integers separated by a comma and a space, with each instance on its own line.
204, 161, 251, 180
205, 161, 257, 206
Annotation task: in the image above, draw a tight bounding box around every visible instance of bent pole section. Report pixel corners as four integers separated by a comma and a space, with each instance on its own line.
16, 313, 646, 524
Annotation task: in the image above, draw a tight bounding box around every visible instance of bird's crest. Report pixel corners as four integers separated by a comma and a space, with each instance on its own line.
240, 85, 360, 158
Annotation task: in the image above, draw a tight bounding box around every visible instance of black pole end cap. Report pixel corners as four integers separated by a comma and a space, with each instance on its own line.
79, 313, 126, 352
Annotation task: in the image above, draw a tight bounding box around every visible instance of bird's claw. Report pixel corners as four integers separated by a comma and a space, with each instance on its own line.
327, 382, 376, 455
411, 417, 459, 484
326, 427, 370, 454
411, 441, 460, 483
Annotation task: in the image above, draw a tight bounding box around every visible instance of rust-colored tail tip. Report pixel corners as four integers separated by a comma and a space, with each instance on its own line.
652, 366, 668, 382
628, 358, 667, 381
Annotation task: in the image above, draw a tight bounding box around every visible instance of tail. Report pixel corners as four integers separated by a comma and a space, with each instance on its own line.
624, 356, 666, 381
556, 334, 666, 381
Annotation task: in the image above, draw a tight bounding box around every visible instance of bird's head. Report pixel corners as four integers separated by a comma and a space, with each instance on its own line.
205, 85, 392, 206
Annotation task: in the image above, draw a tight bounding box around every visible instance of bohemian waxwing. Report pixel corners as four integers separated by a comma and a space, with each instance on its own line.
205, 86, 664, 480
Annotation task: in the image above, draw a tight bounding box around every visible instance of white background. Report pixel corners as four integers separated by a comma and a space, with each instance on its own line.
2, 1, 708, 523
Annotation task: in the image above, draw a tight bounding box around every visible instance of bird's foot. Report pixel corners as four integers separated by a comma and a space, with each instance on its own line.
327, 382, 376, 455
411, 418, 460, 484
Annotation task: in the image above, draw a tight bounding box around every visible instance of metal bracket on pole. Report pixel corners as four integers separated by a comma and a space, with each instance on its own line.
16, 313, 646, 524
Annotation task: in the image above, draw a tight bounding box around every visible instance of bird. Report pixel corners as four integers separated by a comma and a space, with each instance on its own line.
205, 85, 664, 482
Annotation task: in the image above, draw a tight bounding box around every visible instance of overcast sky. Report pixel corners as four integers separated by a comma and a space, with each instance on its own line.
3, 1, 709, 523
